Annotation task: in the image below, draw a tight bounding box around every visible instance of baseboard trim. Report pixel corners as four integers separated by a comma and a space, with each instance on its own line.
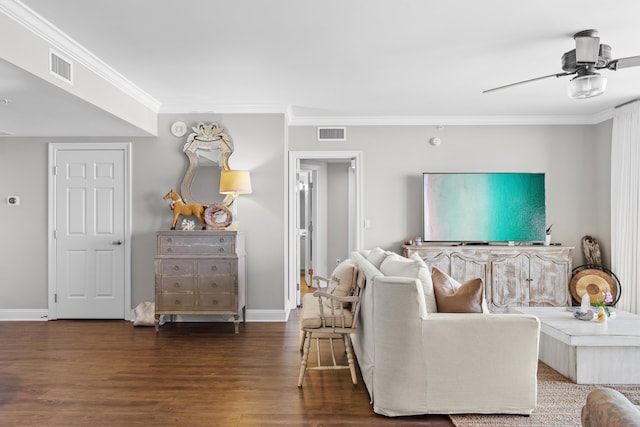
0, 309, 49, 321
0, 308, 290, 323
246, 309, 290, 322
148, 309, 289, 324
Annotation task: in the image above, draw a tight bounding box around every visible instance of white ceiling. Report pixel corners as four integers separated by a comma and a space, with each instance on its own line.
3, 0, 640, 136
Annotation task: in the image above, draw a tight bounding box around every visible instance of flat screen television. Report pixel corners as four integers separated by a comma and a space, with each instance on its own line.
422, 172, 546, 243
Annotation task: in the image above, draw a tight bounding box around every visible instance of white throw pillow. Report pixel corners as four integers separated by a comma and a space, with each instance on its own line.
379, 253, 437, 313
366, 247, 389, 269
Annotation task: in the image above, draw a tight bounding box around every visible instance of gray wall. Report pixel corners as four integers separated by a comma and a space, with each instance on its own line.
327, 162, 350, 267
289, 122, 613, 269
0, 113, 286, 314
0, 116, 613, 314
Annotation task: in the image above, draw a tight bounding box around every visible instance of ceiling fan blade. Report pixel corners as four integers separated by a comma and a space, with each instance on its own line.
606, 55, 640, 70
483, 72, 573, 94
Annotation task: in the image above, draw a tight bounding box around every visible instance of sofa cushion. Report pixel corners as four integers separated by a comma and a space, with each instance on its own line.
379, 252, 437, 313
300, 292, 354, 329
366, 247, 390, 269
431, 266, 485, 313
325, 259, 358, 308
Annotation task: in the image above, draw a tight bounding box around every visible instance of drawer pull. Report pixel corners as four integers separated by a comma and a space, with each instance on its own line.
173, 282, 181, 288
175, 299, 181, 305
218, 247, 225, 253
211, 299, 219, 305
211, 265, 218, 271
167, 248, 173, 253
167, 238, 173, 243
210, 282, 218, 288
219, 237, 225, 243
173, 265, 180, 271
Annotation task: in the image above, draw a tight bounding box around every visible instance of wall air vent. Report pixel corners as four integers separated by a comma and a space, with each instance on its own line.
49, 49, 73, 84
317, 127, 346, 142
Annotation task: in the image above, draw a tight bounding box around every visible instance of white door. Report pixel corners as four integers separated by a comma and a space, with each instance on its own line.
296, 170, 310, 305
49, 143, 130, 319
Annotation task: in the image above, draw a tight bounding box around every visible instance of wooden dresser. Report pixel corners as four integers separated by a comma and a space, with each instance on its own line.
154, 230, 246, 332
403, 244, 573, 312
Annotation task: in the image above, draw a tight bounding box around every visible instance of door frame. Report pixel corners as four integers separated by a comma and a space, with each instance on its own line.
47, 142, 132, 320
287, 150, 363, 312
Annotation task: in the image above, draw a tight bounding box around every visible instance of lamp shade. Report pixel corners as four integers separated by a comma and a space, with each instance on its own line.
220, 170, 252, 194
568, 73, 607, 99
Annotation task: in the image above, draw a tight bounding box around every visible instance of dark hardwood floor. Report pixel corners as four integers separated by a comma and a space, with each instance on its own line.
0, 313, 454, 427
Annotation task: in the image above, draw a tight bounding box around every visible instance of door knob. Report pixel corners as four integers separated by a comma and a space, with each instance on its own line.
112, 240, 123, 245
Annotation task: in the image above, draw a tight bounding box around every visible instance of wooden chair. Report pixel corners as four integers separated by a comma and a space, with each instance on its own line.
297, 264, 365, 387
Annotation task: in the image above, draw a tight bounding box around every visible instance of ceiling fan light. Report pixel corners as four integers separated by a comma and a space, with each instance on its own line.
568, 73, 607, 99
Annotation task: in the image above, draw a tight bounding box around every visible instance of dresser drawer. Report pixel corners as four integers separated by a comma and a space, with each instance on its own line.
159, 292, 195, 309
197, 293, 233, 310
197, 260, 234, 275
158, 260, 194, 275
198, 276, 234, 292
158, 234, 235, 255
160, 276, 195, 292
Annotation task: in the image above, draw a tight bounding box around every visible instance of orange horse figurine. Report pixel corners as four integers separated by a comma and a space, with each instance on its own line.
163, 189, 207, 230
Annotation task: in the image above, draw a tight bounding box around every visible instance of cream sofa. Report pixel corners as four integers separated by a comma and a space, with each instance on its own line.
350, 249, 541, 417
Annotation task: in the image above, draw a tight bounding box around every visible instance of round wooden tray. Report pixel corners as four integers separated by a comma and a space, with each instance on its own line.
569, 268, 617, 305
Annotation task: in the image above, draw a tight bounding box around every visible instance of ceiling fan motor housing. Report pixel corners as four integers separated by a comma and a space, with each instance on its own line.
562, 44, 612, 72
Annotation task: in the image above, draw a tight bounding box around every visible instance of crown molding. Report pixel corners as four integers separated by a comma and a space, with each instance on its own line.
287, 113, 614, 127
0, 0, 161, 112
159, 103, 288, 115
589, 107, 614, 123
156, 103, 615, 126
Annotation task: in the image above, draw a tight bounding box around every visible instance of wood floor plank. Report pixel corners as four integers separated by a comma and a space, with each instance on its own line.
0, 314, 453, 426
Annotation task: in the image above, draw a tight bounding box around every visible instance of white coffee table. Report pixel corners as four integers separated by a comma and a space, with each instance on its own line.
510, 306, 640, 384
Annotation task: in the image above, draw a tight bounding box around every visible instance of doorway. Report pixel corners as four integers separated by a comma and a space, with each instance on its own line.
48, 143, 131, 319
296, 165, 316, 304
287, 151, 363, 312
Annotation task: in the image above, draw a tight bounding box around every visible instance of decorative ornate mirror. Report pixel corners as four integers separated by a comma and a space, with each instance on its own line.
180, 122, 235, 208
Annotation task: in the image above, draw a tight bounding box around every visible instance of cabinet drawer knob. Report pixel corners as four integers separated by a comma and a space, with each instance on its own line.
211, 265, 218, 271
167, 248, 173, 253
173, 282, 181, 288
173, 265, 180, 271
211, 299, 219, 305
167, 238, 173, 243
218, 247, 225, 253
175, 299, 181, 305
219, 237, 225, 243
210, 282, 218, 288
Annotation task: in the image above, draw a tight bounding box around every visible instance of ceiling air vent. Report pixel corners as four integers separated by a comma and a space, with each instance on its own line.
49, 49, 73, 84
317, 127, 346, 142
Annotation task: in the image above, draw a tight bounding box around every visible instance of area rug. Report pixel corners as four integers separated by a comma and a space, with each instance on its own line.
450, 362, 640, 427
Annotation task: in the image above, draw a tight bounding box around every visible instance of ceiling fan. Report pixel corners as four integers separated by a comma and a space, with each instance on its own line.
483, 29, 640, 99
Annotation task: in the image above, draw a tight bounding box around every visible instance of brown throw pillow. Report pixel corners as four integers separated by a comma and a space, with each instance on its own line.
324, 260, 358, 308
431, 267, 484, 313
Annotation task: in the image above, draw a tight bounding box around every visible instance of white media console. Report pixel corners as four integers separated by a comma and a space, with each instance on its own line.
403, 244, 573, 312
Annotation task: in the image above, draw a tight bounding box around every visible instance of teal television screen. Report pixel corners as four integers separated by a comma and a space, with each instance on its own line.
422, 173, 546, 243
